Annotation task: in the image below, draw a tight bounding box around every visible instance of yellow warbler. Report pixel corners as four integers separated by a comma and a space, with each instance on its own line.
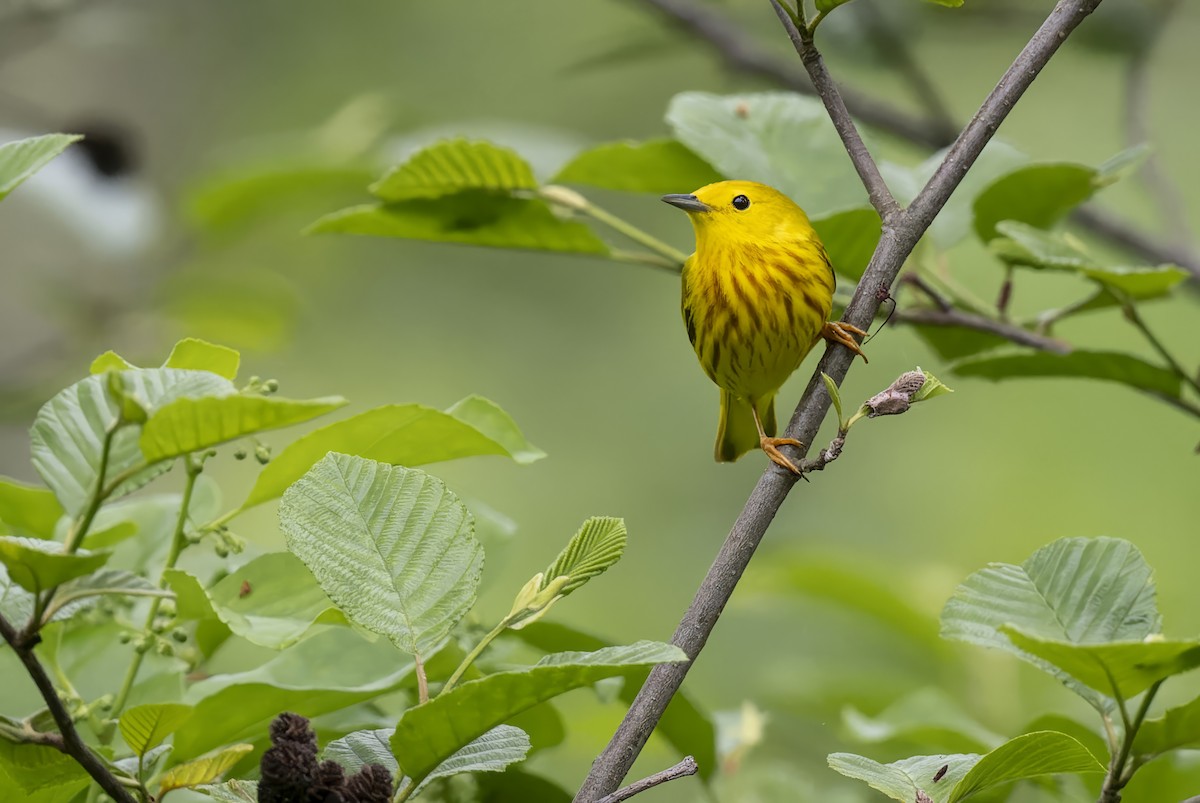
663, 180, 866, 474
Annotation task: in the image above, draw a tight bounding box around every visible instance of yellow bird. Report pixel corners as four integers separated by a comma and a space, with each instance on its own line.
663, 180, 866, 475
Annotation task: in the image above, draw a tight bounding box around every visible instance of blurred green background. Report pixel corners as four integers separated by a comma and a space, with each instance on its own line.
1, 0, 1197, 799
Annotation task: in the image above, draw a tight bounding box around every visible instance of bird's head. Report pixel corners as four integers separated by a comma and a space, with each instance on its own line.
662, 180, 814, 249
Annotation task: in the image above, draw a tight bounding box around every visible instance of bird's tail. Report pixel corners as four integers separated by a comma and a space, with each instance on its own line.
715, 390, 774, 463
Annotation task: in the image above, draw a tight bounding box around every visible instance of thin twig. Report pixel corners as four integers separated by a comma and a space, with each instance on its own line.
768, 0, 899, 220
594, 757, 698, 803
573, 2, 1105, 799
629, 0, 1200, 280
0, 613, 137, 803
895, 307, 1072, 354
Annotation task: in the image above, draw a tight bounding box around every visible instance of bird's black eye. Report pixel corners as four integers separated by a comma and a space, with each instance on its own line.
732, 195, 750, 211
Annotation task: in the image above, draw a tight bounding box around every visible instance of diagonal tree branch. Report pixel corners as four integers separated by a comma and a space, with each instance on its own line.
895, 307, 1072, 354
0, 614, 137, 803
629, 0, 1200, 281
574, 1, 1105, 799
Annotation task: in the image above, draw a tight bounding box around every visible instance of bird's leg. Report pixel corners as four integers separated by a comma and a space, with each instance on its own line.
823, 320, 869, 362
752, 404, 804, 476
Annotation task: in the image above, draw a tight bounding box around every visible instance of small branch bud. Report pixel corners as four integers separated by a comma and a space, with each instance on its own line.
864, 370, 926, 418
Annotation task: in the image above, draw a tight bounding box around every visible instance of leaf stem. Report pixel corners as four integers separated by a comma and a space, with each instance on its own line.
414, 653, 429, 705
1101, 680, 1163, 803
1120, 297, 1200, 398
109, 455, 202, 721
539, 186, 689, 266
441, 619, 508, 696
62, 424, 120, 555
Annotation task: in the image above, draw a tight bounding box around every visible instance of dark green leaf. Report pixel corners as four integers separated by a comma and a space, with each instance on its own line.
551, 138, 722, 194
0, 739, 88, 794
973, 163, 1096, 241
812, 207, 881, 281
913, 325, 1009, 362
370, 139, 538, 201
0, 476, 63, 539
952, 350, 1181, 399
390, 641, 686, 783
0, 133, 82, 202
279, 454, 481, 656
666, 92, 867, 216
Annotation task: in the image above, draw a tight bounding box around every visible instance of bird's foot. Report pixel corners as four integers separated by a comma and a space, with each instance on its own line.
761, 436, 805, 476
823, 321, 869, 362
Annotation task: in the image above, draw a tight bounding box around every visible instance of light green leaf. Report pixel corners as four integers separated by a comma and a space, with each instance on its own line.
941, 537, 1159, 709
948, 731, 1102, 802
952, 349, 1181, 399
31, 369, 235, 516
0, 133, 81, 202
551, 138, 722, 194
512, 621, 716, 780
119, 703, 194, 758
1133, 694, 1200, 756
973, 163, 1096, 241
827, 751, 973, 803
913, 369, 954, 402
187, 165, 374, 233
163, 339, 240, 380
0, 739, 88, 794
666, 92, 867, 216
1001, 628, 1200, 699
279, 454, 482, 656
165, 553, 346, 649
324, 728, 397, 774
542, 517, 626, 598
0, 537, 108, 593
44, 568, 164, 623
173, 629, 414, 761
90, 350, 137, 374
924, 0, 964, 6
140, 394, 347, 462
158, 744, 253, 795
193, 780, 258, 803
0, 476, 63, 539
842, 687, 1003, 753
240, 399, 542, 511
815, 0, 853, 12
812, 207, 882, 281
370, 139, 538, 201
821, 374, 844, 429
408, 725, 531, 797
81, 520, 140, 549
309, 194, 610, 255
391, 641, 686, 783
1095, 144, 1151, 186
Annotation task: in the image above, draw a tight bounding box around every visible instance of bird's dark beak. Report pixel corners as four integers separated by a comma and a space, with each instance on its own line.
661, 193, 710, 213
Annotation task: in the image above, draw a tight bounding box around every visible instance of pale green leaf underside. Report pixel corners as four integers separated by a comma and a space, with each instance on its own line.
192, 780, 258, 803
240, 398, 543, 511
370, 138, 538, 201
0, 133, 81, 201
279, 454, 482, 656
324, 728, 397, 775
391, 641, 686, 782
409, 725, 531, 797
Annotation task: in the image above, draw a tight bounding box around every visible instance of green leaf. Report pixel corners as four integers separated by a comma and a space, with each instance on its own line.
948, 731, 1102, 802
309, 193, 610, 255
240, 399, 542, 511
0, 537, 108, 593
666, 92, 867, 216
158, 744, 253, 795
924, 0, 964, 6
815, 0, 853, 12
551, 138, 722, 194
913, 369, 954, 402
140, 394, 347, 462
841, 687, 1003, 753
1133, 693, 1200, 756
370, 139, 538, 201
0, 133, 81, 202
324, 728, 397, 775
952, 349, 1181, 399
828, 732, 1101, 803
821, 374, 844, 429
45, 568, 163, 623
511, 622, 716, 780
912, 326, 1010, 362
1095, 144, 1151, 186
973, 163, 1097, 241
542, 517, 626, 598
1001, 628, 1200, 699
31, 369, 235, 516
0, 739, 88, 794
91, 351, 137, 374
172, 629, 414, 761
163, 339, 240, 380
119, 703, 194, 757
279, 454, 482, 656
941, 537, 1159, 709
192, 780, 258, 803
390, 641, 686, 783
811, 207, 882, 281
165, 553, 347, 650
0, 476, 63, 538
407, 725, 532, 797
187, 165, 375, 233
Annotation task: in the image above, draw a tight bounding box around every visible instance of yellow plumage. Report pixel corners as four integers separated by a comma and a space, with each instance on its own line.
663, 180, 866, 474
